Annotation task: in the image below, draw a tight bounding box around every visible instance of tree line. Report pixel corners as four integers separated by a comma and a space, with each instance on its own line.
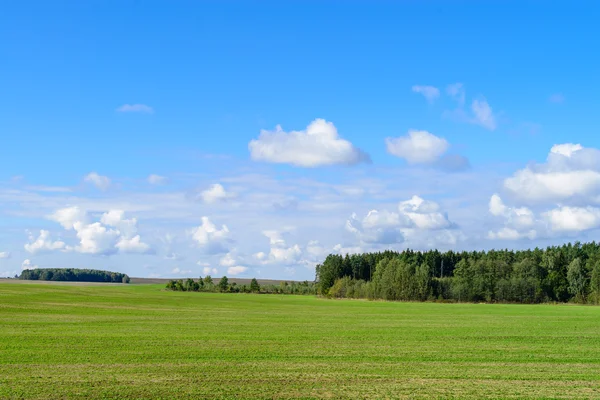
316, 242, 600, 304
20, 268, 130, 283
166, 276, 316, 295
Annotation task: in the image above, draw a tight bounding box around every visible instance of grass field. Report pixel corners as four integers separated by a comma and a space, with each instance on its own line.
2, 282, 600, 399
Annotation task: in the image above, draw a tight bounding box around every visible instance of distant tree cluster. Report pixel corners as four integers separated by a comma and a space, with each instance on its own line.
317, 242, 600, 304
20, 268, 130, 283
166, 276, 316, 295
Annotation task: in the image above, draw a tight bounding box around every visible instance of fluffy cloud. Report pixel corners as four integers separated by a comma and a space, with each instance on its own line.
190, 217, 231, 254
227, 266, 248, 276
200, 184, 234, 204
147, 174, 167, 185
385, 130, 469, 171
248, 119, 370, 167
46, 207, 152, 255
84, 172, 111, 191
116, 104, 154, 113
24, 230, 66, 254
386, 130, 449, 164
22, 259, 37, 270
347, 196, 457, 247
412, 85, 440, 103
172, 267, 192, 275
202, 266, 218, 275
504, 143, 600, 203
0, 252, 10, 259
219, 253, 239, 267
543, 206, 600, 232
257, 230, 303, 265
488, 227, 537, 241
487, 194, 537, 240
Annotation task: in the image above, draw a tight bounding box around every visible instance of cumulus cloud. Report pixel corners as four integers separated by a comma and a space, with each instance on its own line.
227, 266, 248, 276
487, 194, 537, 240
190, 217, 231, 254
46, 207, 152, 255
22, 259, 37, 270
385, 130, 469, 171
347, 196, 458, 247
116, 104, 154, 113
24, 230, 66, 254
504, 143, 600, 203
488, 227, 537, 241
219, 253, 239, 267
84, 172, 111, 191
200, 184, 235, 204
0, 252, 10, 259
386, 130, 449, 165
147, 174, 167, 185
202, 266, 218, 276
543, 206, 600, 232
248, 118, 370, 167
257, 230, 303, 265
253, 231, 323, 269
172, 267, 192, 275
412, 85, 440, 103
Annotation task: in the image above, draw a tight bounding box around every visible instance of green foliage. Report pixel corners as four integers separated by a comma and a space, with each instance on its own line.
317, 241, 600, 304
250, 278, 260, 292
590, 261, 600, 305
218, 276, 229, 292
567, 258, 588, 303
20, 268, 129, 283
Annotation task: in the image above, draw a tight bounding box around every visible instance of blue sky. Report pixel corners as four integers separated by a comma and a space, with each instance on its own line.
1, 1, 600, 279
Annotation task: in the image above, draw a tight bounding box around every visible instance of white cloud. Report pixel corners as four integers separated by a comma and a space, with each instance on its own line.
543, 206, 600, 232
471, 99, 497, 131
172, 267, 192, 275
21, 259, 37, 270
488, 194, 534, 228
386, 130, 449, 165
200, 184, 234, 204
116, 104, 154, 113
504, 143, 600, 203
227, 266, 248, 276
446, 83, 466, 106
412, 85, 440, 103
347, 195, 457, 247
0, 252, 10, 259
50, 206, 88, 230
487, 194, 537, 240
24, 230, 66, 254
46, 207, 152, 255
248, 118, 370, 167
488, 227, 537, 241
219, 253, 238, 267
189, 217, 231, 254
147, 174, 167, 185
202, 267, 218, 276
84, 172, 111, 191
116, 235, 152, 254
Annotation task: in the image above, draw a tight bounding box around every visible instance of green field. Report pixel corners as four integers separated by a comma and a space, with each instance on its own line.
2, 282, 600, 399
